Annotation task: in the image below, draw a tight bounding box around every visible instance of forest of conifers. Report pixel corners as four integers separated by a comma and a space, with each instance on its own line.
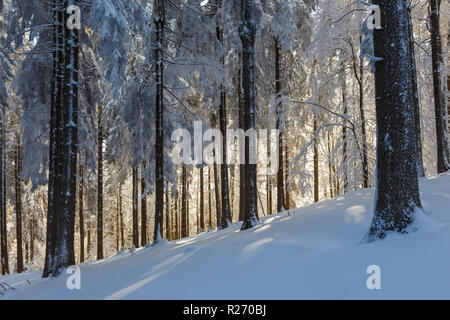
0, 0, 449, 278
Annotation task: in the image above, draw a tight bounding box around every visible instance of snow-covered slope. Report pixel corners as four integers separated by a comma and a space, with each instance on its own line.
2, 174, 450, 300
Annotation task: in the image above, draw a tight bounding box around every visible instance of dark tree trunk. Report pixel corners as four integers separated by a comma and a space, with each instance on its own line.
208, 166, 213, 229
238, 62, 245, 222
87, 219, 91, 258
215, 0, 231, 229
174, 191, 179, 239
313, 116, 319, 203
97, 106, 103, 259
367, 0, 422, 241
359, 43, 369, 189
199, 167, 205, 231
341, 75, 349, 193
239, 0, 259, 230
15, 137, 24, 273
141, 163, 147, 246
79, 161, 85, 263
429, 0, 449, 173
43, 0, 64, 278
284, 145, 290, 210
181, 166, 188, 237
275, 37, 285, 212
132, 166, 139, 248
119, 184, 124, 248
116, 191, 120, 251
29, 219, 34, 263
153, 0, 165, 243
212, 115, 221, 228
52, 0, 79, 276
407, 10, 425, 177
165, 188, 170, 240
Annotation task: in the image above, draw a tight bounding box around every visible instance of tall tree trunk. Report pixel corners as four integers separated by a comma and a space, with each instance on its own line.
29, 219, 34, 263
208, 166, 213, 229
238, 62, 245, 222
275, 37, 285, 212
153, 0, 165, 243
174, 191, 179, 239
87, 218, 91, 258
97, 106, 103, 259
199, 167, 205, 231
212, 115, 221, 228
430, 0, 450, 173
116, 191, 120, 251
79, 161, 85, 263
239, 0, 259, 230
141, 163, 147, 246
52, 0, 79, 275
15, 136, 24, 273
407, 9, 425, 177
368, 0, 422, 241
181, 165, 188, 237
313, 115, 319, 203
215, 0, 231, 229
119, 184, 124, 248
358, 35, 369, 188
284, 145, 290, 210
327, 131, 334, 198
43, 0, 64, 278
165, 187, 170, 240
132, 166, 139, 248
341, 73, 349, 193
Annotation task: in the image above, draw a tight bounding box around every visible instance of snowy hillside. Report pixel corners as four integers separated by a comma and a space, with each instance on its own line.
1, 173, 450, 300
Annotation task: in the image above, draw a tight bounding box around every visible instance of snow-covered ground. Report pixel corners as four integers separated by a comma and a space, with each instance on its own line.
1, 173, 450, 300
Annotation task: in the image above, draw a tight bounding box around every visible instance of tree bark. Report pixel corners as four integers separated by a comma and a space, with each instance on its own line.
407, 9, 425, 177
181, 165, 188, 237
430, 0, 449, 173
313, 115, 319, 203
132, 166, 139, 248
141, 163, 147, 246
239, 0, 259, 230
15, 136, 24, 273
43, 0, 64, 278
275, 37, 285, 212
78, 161, 85, 263
208, 166, 213, 229
367, 0, 422, 241
52, 0, 79, 276
238, 61, 245, 222
199, 167, 205, 231
97, 105, 103, 259
119, 184, 124, 248
153, 0, 165, 243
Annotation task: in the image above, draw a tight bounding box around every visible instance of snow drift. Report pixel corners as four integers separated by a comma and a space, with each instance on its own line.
1, 173, 450, 300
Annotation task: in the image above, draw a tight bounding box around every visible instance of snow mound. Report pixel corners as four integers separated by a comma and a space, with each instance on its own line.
1, 173, 450, 300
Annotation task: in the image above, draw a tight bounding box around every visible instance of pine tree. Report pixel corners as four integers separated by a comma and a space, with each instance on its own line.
367, 0, 422, 241
429, 0, 449, 173
97, 105, 103, 259
15, 135, 24, 273
153, 0, 165, 244
239, 0, 259, 230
